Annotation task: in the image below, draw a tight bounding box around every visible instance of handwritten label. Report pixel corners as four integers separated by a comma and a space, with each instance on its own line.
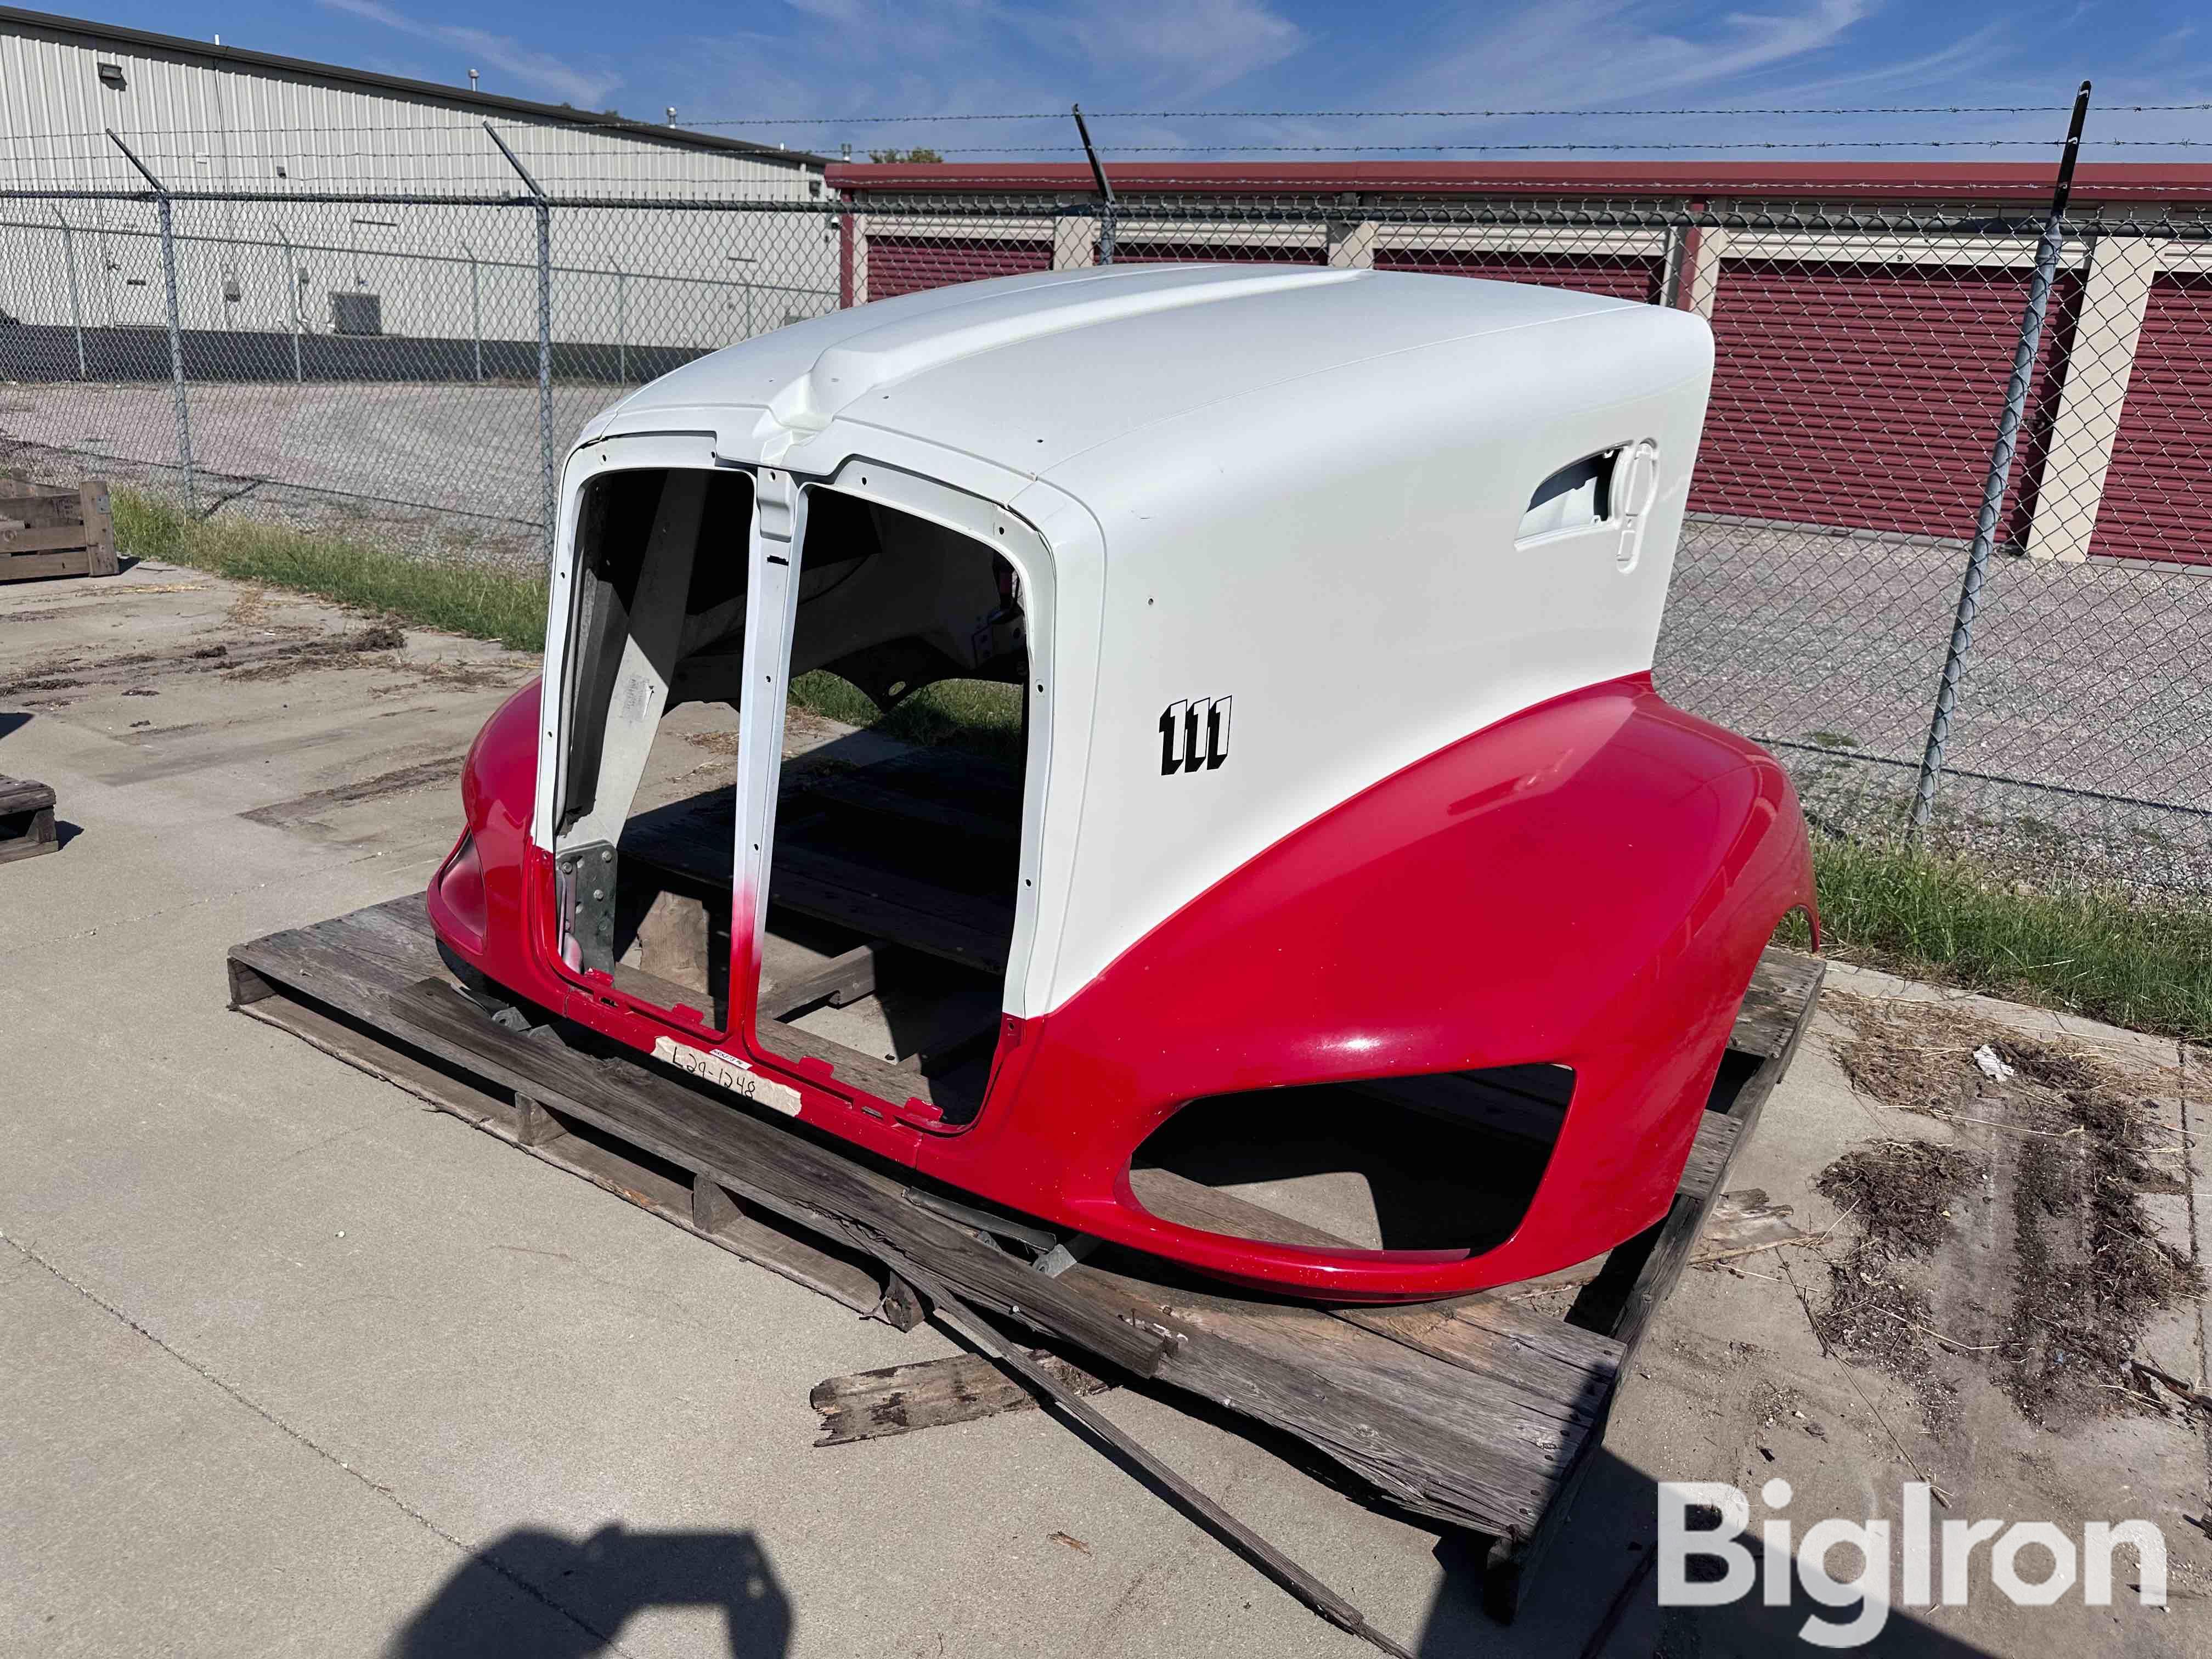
652, 1036, 803, 1117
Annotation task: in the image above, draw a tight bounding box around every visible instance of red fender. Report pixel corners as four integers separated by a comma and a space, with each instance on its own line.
431, 673, 1815, 1301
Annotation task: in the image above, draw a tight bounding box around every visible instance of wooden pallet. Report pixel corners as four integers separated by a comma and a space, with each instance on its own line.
0, 775, 59, 864
0, 479, 116, 583
226, 896, 1821, 1617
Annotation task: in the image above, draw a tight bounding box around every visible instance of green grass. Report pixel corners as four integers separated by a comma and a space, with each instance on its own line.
114, 490, 1022, 757
791, 669, 1024, 763
114, 490, 551, 651
112, 490, 2212, 1041
1788, 835, 2212, 1043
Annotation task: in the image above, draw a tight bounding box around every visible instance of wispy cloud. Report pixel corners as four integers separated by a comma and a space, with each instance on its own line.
1731, 20, 2013, 104
1381, 0, 1875, 111
613, 0, 2205, 165
1011, 0, 1306, 97
758, 0, 1301, 99
319, 0, 623, 108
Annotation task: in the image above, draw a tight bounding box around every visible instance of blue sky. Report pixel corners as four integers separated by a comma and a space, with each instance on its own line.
72, 0, 2212, 158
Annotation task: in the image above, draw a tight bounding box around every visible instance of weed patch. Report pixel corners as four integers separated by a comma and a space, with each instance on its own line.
1785, 836, 2212, 1043
115, 491, 550, 651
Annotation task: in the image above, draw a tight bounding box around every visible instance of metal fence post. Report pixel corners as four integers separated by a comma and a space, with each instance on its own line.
1908, 82, 2091, 834
1073, 104, 1116, 264
460, 239, 482, 381
109, 129, 195, 514
1657, 216, 1689, 311
615, 263, 627, 383
52, 206, 85, 377
156, 198, 196, 514
535, 202, 554, 554
270, 219, 301, 382
486, 122, 557, 561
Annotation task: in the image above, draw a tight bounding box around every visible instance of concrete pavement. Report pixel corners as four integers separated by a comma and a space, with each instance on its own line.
2, 561, 2205, 1657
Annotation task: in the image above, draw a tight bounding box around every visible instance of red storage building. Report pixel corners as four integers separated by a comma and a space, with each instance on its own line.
833, 161, 2212, 565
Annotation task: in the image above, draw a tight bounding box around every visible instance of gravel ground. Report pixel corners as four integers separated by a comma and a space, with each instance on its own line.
1660, 517, 2212, 891
0, 379, 613, 575
7, 379, 2210, 890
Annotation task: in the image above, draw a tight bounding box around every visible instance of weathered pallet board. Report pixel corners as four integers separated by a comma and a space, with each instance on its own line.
811, 1348, 1111, 1446
227, 893, 1822, 1616
0, 481, 115, 583
0, 774, 59, 864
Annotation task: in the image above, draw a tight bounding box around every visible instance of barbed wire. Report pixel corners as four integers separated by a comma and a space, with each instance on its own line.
877, 139, 2212, 155
672, 102, 2212, 126
11, 101, 2212, 146
20, 134, 2203, 160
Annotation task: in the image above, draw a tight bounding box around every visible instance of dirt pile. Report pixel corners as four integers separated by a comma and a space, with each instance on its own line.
1818, 992, 2199, 1430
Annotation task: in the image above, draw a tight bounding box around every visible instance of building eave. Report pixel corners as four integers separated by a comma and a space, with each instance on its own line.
0, 4, 827, 169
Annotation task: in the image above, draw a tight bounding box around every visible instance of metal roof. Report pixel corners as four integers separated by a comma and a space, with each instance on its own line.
829, 159, 2212, 203
0, 4, 826, 168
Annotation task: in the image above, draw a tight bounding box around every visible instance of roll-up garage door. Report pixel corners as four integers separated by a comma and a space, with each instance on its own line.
1114, 241, 1323, 266
866, 238, 1052, 301
2084, 272, 2212, 564
1372, 248, 1661, 304
1690, 261, 2078, 542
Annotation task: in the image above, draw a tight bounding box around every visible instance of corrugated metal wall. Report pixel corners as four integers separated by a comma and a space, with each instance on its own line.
0, 26, 816, 195
0, 22, 836, 350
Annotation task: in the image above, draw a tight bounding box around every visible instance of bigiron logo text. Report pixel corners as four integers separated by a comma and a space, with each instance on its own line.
1660, 1479, 2167, 1646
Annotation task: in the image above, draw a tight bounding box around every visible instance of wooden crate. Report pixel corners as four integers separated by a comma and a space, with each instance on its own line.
227, 894, 1822, 1620
0, 479, 117, 583
0, 775, 59, 864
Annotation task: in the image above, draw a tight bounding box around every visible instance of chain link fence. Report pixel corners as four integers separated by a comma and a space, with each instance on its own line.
0, 189, 843, 572
2, 178, 2209, 894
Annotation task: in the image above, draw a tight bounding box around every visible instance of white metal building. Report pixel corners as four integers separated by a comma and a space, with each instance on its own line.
0, 7, 836, 352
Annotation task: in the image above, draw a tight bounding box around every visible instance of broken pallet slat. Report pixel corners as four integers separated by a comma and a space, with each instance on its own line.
810, 1348, 1111, 1446
884, 1251, 1419, 1659
0, 774, 59, 864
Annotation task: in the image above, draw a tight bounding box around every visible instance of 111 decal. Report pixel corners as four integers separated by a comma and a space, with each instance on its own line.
1159, 697, 1232, 775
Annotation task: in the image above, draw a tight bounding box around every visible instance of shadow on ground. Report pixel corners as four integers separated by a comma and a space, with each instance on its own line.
390, 1523, 790, 1658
